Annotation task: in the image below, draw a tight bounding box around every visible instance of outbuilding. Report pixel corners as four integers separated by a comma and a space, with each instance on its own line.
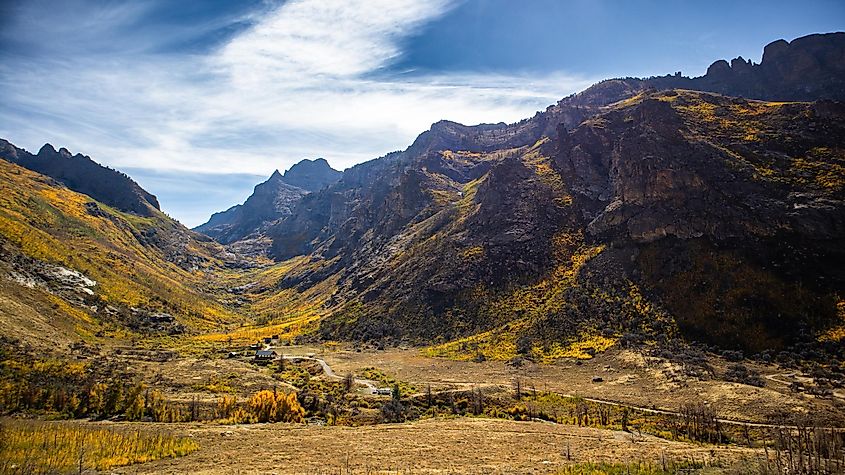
254, 350, 278, 364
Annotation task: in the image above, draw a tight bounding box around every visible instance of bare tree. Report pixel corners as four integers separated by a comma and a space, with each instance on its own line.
342, 373, 354, 393
77, 431, 86, 475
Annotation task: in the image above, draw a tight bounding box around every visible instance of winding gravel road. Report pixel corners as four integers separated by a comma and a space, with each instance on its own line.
279, 354, 380, 393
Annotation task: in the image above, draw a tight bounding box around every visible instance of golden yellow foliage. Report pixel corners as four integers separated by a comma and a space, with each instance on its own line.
532, 334, 618, 363
215, 395, 237, 420
423, 320, 530, 361
0, 418, 198, 472
425, 230, 607, 362
195, 314, 321, 344
461, 246, 484, 260
819, 300, 845, 342
229, 390, 304, 424
521, 139, 573, 207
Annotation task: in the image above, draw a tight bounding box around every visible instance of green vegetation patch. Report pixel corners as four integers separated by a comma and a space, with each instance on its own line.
360, 367, 417, 395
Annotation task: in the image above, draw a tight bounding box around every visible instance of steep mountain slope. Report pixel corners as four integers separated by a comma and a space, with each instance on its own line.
259, 34, 845, 359
0, 140, 160, 216
556, 91, 845, 352
195, 158, 340, 245
0, 153, 247, 349
267, 93, 843, 354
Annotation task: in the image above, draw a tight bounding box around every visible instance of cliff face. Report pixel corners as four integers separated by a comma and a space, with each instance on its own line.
685, 32, 845, 101
555, 91, 845, 351
558, 92, 845, 243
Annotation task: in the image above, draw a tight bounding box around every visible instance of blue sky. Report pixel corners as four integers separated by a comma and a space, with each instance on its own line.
1, 0, 843, 227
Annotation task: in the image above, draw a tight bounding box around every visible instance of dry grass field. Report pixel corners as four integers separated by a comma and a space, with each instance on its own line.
108, 418, 757, 474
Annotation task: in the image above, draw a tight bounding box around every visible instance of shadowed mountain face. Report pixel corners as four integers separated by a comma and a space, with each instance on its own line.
263, 33, 845, 354
194, 158, 341, 245
0, 140, 160, 216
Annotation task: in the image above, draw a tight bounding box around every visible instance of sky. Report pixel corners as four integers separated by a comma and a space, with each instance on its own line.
1, 0, 843, 227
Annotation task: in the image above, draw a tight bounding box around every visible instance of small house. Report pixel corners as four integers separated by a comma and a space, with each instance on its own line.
254, 350, 277, 364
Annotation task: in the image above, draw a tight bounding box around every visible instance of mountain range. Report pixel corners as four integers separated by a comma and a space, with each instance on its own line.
0, 32, 843, 361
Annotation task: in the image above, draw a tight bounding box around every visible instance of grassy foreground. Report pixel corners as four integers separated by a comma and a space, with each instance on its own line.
0, 418, 198, 474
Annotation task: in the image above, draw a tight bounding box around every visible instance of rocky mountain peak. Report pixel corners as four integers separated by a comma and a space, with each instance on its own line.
761, 32, 845, 66
281, 157, 341, 192
690, 32, 845, 101
37, 143, 57, 156
195, 157, 341, 245
705, 59, 732, 77
762, 39, 790, 62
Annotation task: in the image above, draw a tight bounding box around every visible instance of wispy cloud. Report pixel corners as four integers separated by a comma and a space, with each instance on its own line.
0, 0, 594, 225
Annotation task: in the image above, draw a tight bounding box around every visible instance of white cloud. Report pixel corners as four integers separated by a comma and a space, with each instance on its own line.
1, 0, 595, 224
217, 0, 453, 80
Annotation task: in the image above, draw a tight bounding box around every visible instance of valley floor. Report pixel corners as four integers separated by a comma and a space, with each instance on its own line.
6, 344, 843, 474
108, 418, 756, 474
319, 347, 845, 425
132, 345, 844, 426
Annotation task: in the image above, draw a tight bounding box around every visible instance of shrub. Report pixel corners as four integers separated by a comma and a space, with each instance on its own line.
724, 363, 765, 387
216, 395, 236, 420
380, 399, 406, 423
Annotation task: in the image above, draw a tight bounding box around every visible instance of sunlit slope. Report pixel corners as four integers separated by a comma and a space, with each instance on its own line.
0, 161, 246, 346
